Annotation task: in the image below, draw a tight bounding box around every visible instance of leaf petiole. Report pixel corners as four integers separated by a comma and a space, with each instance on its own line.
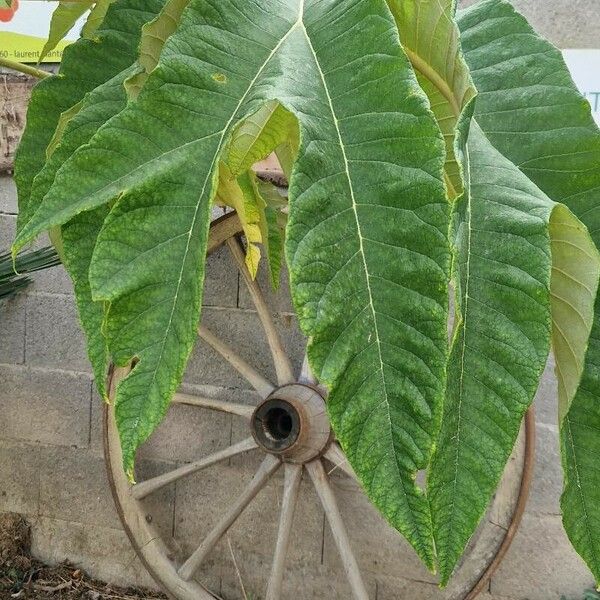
0, 57, 51, 80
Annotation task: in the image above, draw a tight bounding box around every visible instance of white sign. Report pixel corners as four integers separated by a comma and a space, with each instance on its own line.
0, 1, 87, 63
563, 49, 600, 126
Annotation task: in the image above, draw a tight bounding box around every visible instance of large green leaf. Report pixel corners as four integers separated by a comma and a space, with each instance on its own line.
428, 124, 599, 582
41, 68, 135, 399
81, 0, 117, 38
255, 178, 286, 288
387, 0, 476, 198
23, 0, 165, 398
14, 0, 450, 564
458, 0, 600, 582
14, 0, 162, 233
39, 1, 94, 63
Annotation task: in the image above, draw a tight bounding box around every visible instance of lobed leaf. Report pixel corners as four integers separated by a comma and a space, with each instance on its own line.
15, 0, 450, 565
14, 0, 164, 232
42, 68, 136, 398
387, 0, 476, 198
22, 0, 165, 398
124, 0, 190, 99
255, 178, 286, 288
215, 165, 263, 278
458, 0, 600, 582
39, 1, 94, 63
429, 124, 599, 582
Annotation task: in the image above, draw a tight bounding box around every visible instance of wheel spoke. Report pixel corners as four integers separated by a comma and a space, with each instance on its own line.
323, 443, 359, 482
178, 454, 281, 581
131, 438, 258, 500
198, 324, 274, 397
299, 352, 317, 385
265, 463, 303, 600
306, 459, 370, 600
173, 392, 254, 419
227, 237, 295, 385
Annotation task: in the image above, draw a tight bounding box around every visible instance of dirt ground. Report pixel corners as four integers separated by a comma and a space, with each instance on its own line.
0, 513, 166, 600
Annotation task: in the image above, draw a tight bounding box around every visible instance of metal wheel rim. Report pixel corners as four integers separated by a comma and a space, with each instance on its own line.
103, 211, 535, 600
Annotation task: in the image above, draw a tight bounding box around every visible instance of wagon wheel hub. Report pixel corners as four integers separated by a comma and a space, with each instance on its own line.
252, 383, 332, 462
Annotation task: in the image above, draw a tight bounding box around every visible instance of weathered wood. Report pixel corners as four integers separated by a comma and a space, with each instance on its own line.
265, 463, 303, 600
197, 323, 275, 397
178, 454, 281, 581
306, 459, 370, 600
131, 437, 258, 500
227, 236, 295, 386
0, 74, 35, 174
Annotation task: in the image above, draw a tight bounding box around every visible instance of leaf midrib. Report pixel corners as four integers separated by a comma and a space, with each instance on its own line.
118, 4, 306, 455
299, 16, 429, 551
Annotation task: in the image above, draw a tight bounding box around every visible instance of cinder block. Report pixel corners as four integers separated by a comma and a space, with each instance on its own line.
185, 307, 306, 390
0, 213, 16, 248
529, 422, 562, 516
29, 262, 74, 295
491, 513, 593, 599
376, 574, 439, 600
322, 482, 437, 584
0, 439, 40, 516
534, 354, 558, 427
0, 363, 92, 447
0, 292, 26, 363
202, 244, 239, 309
25, 292, 90, 372
0, 176, 17, 214
38, 446, 123, 530
30, 515, 158, 591
238, 264, 295, 315
459, 0, 598, 48
136, 399, 233, 465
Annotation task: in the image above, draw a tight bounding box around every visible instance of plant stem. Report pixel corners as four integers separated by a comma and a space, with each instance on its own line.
0, 57, 51, 79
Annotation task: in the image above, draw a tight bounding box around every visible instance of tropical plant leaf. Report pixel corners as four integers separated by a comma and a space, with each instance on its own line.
22, 0, 165, 398
387, 0, 476, 198
124, 0, 190, 99
81, 0, 117, 38
255, 178, 286, 288
14, 0, 164, 233
226, 100, 297, 177
39, 1, 94, 63
429, 123, 599, 582
46, 101, 84, 160
458, 0, 600, 583
215, 165, 263, 278
13, 0, 450, 565
37, 67, 136, 398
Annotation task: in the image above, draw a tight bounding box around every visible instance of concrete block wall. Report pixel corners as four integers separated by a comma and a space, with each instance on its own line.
1, 2, 599, 597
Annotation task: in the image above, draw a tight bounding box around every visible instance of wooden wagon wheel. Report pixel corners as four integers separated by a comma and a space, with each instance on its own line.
103, 211, 535, 600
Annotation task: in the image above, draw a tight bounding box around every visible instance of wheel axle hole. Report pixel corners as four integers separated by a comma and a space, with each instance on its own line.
252, 399, 300, 452
263, 407, 293, 441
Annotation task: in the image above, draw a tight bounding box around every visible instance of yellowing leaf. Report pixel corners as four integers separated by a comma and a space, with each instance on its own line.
215, 165, 262, 279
